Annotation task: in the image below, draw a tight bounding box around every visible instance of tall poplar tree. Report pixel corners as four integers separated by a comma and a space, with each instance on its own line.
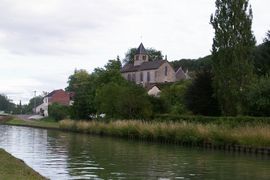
210, 0, 256, 115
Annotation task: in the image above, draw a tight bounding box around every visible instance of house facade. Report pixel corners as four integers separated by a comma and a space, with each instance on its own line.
35, 89, 74, 117
121, 43, 188, 95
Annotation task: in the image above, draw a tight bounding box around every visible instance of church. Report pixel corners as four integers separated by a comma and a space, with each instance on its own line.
121, 43, 188, 87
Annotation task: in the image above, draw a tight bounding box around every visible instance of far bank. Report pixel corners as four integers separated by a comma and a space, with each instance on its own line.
3, 117, 270, 155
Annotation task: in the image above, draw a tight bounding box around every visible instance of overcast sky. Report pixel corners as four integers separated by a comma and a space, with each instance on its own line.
0, 0, 269, 104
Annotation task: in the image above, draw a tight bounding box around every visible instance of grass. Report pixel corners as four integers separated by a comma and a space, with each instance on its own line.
59, 120, 270, 148
5, 118, 59, 129
0, 149, 46, 180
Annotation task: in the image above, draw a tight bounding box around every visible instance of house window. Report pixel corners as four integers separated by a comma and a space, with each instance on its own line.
143, 55, 146, 60
165, 66, 168, 76
136, 55, 139, 60
127, 74, 131, 81
140, 72, 143, 82
147, 72, 150, 82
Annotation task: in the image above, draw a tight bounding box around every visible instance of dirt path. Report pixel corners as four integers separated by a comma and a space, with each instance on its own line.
15, 115, 35, 121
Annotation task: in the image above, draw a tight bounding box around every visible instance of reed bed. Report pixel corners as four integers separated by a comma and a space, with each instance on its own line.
59, 120, 270, 148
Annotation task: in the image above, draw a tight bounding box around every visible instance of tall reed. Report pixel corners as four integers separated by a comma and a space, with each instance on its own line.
59, 120, 270, 147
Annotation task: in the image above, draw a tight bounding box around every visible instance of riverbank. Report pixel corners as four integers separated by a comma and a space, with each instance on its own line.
3, 118, 270, 154
0, 149, 46, 179
58, 119, 270, 154
6, 118, 59, 129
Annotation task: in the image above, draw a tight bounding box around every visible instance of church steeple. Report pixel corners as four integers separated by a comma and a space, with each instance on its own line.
136, 43, 147, 54
134, 43, 149, 66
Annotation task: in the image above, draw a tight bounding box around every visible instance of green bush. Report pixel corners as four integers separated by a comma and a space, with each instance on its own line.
246, 77, 270, 116
48, 103, 69, 121
160, 81, 191, 115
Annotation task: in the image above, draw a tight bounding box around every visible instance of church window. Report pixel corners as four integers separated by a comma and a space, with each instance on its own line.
140, 72, 143, 82
136, 55, 139, 60
143, 55, 146, 60
165, 66, 168, 76
147, 72, 150, 82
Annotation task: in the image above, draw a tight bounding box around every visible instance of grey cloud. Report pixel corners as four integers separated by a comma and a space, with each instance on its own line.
0, 0, 129, 56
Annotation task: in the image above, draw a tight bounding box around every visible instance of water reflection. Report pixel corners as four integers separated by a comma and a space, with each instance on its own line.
0, 125, 270, 180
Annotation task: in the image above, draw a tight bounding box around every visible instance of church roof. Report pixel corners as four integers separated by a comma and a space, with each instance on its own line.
136, 43, 147, 54
121, 60, 166, 73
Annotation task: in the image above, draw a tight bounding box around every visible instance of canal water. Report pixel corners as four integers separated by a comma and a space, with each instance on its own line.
0, 125, 270, 180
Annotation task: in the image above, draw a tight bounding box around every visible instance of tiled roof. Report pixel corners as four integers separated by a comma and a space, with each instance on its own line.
45, 89, 63, 97
121, 60, 166, 73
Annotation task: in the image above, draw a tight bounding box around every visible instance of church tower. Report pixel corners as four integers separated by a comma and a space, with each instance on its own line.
134, 43, 149, 66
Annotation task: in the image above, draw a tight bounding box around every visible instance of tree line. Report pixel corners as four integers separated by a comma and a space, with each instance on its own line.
2, 0, 269, 119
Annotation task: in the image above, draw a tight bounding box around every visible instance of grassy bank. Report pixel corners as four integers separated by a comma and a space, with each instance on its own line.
0, 149, 46, 179
5, 118, 59, 129
59, 119, 270, 148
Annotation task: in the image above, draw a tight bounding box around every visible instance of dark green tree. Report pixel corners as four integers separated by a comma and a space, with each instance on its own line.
264, 30, 270, 43
171, 55, 213, 72
253, 30, 270, 76
160, 81, 191, 115
123, 48, 163, 64
67, 60, 125, 120
210, 0, 256, 115
246, 77, 270, 116
67, 70, 96, 119
49, 103, 70, 121
95, 82, 152, 119
0, 94, 14, 112
184, 70, 220, 116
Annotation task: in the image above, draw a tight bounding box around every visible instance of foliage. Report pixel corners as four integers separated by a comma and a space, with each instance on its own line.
95, 81, 152, 119
0, 94, 14, 113
253, 31, 270, 76
171, 55, 212, 73
184, 70, 220, 116
66, 69, 91, 92
123, 47, 163, 64
264, 30, 270, 43
160, 81, 191, 115
25, 96, 43, 114
148, 96, 167, 115
246, 77, 270, 116
65, 67, 126, 119
1, 94, 45, 115
49, 103, 70, 121
210, 0, 256, 115
68, 70, 96, 119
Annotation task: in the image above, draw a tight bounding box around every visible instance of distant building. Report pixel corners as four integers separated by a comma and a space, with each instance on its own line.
121, 43, 189, 96
35, 89, 74, 117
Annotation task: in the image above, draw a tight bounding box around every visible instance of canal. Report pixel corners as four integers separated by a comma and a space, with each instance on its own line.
0, 125, 270, 179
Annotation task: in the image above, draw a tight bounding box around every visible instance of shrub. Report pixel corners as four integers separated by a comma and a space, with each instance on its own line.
48, 103, 69, 121
246, 77, 270, 116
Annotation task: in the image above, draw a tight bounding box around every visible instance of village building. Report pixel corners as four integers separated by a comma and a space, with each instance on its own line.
35, 89, 74, 117
121, 43, 189, 96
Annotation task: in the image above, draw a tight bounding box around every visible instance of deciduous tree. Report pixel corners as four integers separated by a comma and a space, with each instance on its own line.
210, 0, 256, 115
